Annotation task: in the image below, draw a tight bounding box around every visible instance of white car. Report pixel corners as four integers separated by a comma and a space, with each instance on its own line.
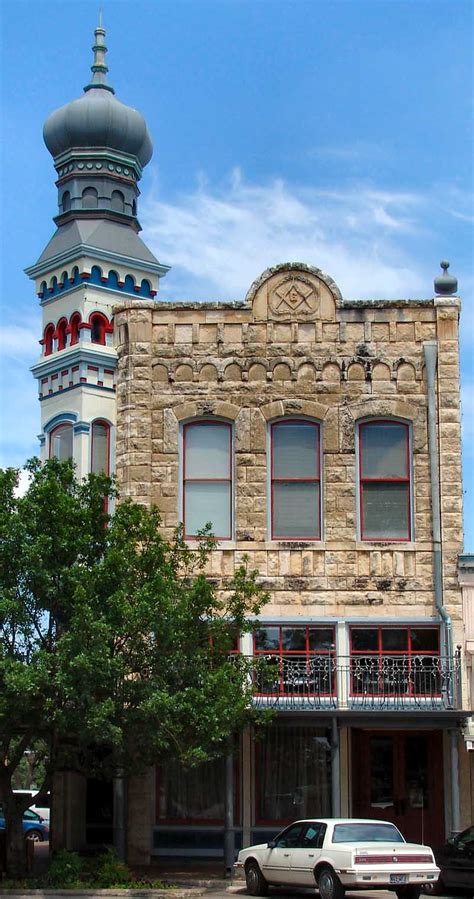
234, 818, 440, 899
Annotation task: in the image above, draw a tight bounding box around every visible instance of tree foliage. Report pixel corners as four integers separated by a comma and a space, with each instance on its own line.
0, 458, 268, 875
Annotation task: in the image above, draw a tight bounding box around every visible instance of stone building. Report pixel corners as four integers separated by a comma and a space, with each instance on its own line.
28, 24, 472, 864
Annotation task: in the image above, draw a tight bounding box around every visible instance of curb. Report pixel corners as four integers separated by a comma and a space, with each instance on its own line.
0, 891, 207, 898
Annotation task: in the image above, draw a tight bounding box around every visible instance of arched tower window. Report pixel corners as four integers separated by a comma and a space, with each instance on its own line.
43, 323, 55, 356
62, 191, 71, 213
56, 318, 68, 351
111, 190, 125, 213
132, 199, 137, 216
91, 420, 110, 475
82, 187, 98, 209
90, 311, 109, 345
69, 312, 81, 346
50, 423, 73, 460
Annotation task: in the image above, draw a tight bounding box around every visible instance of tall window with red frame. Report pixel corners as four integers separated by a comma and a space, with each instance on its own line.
183, 420, 232, 539
254, 624, 335, 696
350, 626, 440, 697
271, 419, 321, 539
69, 312, 81, 346
359, 419, 412, 541
91, 420, 110, 475
56, 318, 68, 351
49, 423, 73, 460
43, 323, 55, 356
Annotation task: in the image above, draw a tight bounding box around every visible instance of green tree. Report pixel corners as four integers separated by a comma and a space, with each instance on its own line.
0, 459, 268, 877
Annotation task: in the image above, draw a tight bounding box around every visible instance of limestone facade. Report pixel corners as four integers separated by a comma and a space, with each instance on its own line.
114, 263, 463, 634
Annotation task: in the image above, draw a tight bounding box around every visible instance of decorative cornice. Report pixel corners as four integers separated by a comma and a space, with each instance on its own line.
31, 345, 117, 380
39, 382, 115, 401
26, 245, 170, 280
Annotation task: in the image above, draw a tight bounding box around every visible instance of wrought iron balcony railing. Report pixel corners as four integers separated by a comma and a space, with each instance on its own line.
252, 651, 462, 711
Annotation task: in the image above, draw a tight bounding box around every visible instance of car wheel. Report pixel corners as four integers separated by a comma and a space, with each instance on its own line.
317, 866, 345, 899
421, 880, 444, 897
395, 887, 421, 899
244, 860, 268, 896
25, 830, 42, 842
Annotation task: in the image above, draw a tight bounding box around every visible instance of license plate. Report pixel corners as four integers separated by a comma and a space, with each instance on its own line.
390, 874, 408, 884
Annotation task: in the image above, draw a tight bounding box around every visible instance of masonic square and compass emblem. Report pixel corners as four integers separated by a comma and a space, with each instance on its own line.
268, 274, 320, 319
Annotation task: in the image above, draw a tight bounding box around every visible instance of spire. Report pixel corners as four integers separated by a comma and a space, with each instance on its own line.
84, 17, 115, 94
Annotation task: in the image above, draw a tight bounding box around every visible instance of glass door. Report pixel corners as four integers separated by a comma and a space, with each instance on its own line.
352, 730, 444, 846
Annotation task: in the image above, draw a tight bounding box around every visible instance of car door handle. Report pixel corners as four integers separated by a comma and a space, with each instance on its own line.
284, 853, 290, 857
308, 854, 314, 858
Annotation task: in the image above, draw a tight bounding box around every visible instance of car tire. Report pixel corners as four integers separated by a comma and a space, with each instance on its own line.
25, 830, 42, 842
317, 866, 345, 899
244, 860, 268, 896
421, 879, 445, 896
395, 887, 421, 899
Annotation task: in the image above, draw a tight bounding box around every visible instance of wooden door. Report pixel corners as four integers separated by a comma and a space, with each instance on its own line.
352, 730, 445, 847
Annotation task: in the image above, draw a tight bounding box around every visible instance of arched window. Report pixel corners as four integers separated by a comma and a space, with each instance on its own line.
50, 423, 73, 460
91, 420, 110, 475
39, 281, 47, 298
56, 318, 68, 351
62, 191, 71, 213
182, 420, 232, 539
49, 276, 58, 295
82, 187, 98, 209
358, 419, 412, 541
90, 311, 109, 345
108, 270, 119, 289
140, 279, 151, 297
70, 266, 80, 285
124, 274, 135, 293
43, 323, 55, 356
132, 199, 137, 216
270, 419, 321, 539
60, 271, 68, 288
69, 312, 81, 346
111, 190, 125, 213
90, 265, 102, 284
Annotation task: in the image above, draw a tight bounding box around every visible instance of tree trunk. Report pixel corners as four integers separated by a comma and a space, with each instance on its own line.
4, 804, 27, 879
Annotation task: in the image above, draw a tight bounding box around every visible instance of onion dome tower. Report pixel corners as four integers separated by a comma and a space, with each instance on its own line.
27, 20, 169, 477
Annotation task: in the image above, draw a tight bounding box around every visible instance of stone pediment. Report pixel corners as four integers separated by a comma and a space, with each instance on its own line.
246, 262, 341, 322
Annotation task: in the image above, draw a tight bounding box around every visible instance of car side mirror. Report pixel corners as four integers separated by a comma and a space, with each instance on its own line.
267, 840, 276, 849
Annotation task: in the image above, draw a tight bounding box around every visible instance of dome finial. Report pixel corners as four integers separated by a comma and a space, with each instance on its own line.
84, 17, 115, 94
434, 260, 458, 296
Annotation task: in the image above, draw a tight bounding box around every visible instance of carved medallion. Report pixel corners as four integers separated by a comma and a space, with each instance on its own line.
268, 274, 320, 319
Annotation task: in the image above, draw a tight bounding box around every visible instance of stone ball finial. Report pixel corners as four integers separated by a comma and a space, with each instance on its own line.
434, 260, 458, 296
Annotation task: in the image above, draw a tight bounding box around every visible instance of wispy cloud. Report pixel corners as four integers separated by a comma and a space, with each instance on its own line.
141, 170, 436, 302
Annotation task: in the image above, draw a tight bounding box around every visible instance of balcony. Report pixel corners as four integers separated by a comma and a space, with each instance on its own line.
252, 650, 462, 712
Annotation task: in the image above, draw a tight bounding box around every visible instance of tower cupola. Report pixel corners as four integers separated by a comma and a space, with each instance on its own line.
42, 20, 153, 230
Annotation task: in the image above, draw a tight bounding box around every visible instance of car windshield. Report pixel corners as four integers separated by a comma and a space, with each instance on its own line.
333, 823, 405, 843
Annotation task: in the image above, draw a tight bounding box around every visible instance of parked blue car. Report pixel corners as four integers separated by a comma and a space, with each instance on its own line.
0, 806, 49, 841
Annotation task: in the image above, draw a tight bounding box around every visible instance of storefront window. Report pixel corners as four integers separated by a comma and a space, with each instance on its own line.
256, 724, 331, 824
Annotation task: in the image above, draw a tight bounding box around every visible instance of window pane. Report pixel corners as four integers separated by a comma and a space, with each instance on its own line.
361, 423, 408, 479
273, 482, 320, 538
257, 725, 331, 823
362, 482, 409, 539
381, 629, 408, 652
92, 423, 109, 474
309, 628, 335, 651
273, 422, 318, 478
157, 757, 225, 821
282, 627, 306, 651
185, 424, 230, 478
411, 628, 439, 652
50, 425, 73, 460
255, 627, 280, 651
185, 481, 231, 537
352, 628, 378, 651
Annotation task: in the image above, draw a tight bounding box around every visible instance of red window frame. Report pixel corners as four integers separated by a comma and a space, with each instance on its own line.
69, 312, 81, 346
89, 312, 109, 345
349, 625, 441, 698
49, 423, 73, 460
270, 419, 321, 540
359, 419, 411, 542
253, 624, 335, 697
43, 323, 55, 356
56, 317, 68, 351
182, 420, 233, 540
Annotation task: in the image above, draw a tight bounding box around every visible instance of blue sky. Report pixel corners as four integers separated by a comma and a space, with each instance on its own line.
1, 0, 473, 544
